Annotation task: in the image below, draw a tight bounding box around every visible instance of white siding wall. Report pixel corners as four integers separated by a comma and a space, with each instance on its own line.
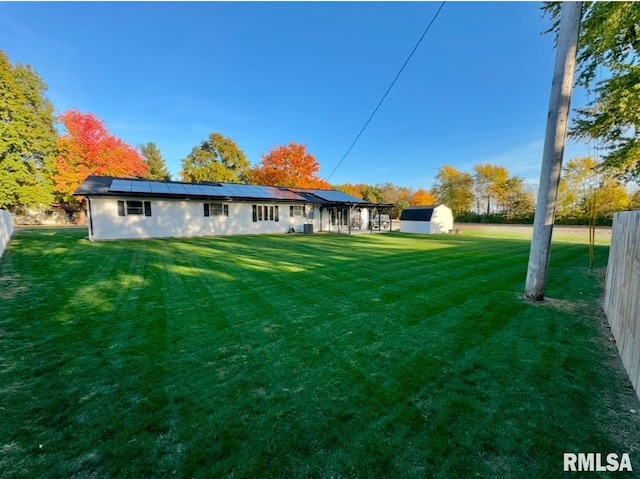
87, 197, 317, 240
430, 206, 454, 234
400, 220, 431, 234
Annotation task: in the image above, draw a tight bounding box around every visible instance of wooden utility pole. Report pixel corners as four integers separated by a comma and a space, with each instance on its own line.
525, 2, 582, 301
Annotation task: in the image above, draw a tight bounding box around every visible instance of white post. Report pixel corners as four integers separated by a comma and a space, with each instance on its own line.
525, 2, 582, 301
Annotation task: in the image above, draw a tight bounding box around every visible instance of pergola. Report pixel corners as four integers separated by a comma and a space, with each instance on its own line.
284, 188, 396, 235
317, 201, 397, 234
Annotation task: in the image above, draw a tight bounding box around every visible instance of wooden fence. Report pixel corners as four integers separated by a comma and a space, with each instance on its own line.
604, 211, 640, 401
0, 209, 14, 258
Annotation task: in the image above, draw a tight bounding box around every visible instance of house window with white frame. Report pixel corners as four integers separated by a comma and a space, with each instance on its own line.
290, 205, 306, 217
204, 203, 229, 217
118, 200, 152, 217
252, 204, 279, 222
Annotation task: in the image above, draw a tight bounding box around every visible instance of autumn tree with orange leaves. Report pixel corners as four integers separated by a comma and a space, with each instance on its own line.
410, 189, 438, 206
249, 142, 330, 189
54, 110, 148, 202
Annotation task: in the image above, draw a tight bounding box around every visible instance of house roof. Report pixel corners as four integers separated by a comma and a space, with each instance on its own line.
287, 187, 368, 205
74, 176, 368, 205
400, 206, 441, 221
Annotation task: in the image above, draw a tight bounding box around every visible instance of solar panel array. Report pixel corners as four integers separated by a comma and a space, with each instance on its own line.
306, 189, 367, 203
108, 179, 305, 201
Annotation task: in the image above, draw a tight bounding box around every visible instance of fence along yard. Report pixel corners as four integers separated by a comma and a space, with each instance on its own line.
604, 210, 640, 401
0, 210, 14, 258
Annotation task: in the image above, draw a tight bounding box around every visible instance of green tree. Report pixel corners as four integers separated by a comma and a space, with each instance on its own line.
180, 132, 249, 183
0, 51, 57, 209
473, 164, 509, 215
140, 142, 171, 181
496, 176, 535, 220
545, 2, 640, 183
557, 157, 600, 219
431, 165, 475, 217
557, 157, 630, 222
361, 185, 384, 203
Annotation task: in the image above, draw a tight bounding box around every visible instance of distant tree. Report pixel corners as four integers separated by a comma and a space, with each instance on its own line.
432, 165, 475, 216
557, 157, 600, 219
496, 176, 535, 220
397, 186, 413, 214
54, 110, 148, 202
249, 142, 331, 188
334, 183, 366, 199
361, 185, 385, 203
557, 157, 631, 222
597, 179, 631, 219
377, 183, 401, 204
180, 132, 249, 184
544, 2, 640, 183
410, 189, 437, 206
141, 142, 171, 181
630, 189, 640, 209
0, 51, 58, 209
473, 164, 509, 215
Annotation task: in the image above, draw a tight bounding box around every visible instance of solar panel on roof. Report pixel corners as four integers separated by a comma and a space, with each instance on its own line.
131, 181, 152, 193
200, 185, 222, 197
109, 179, 132, 193
168, 184, 188, 195
150, 183, 171, 194
311, 190, 365, 203
183, 184, 203, 195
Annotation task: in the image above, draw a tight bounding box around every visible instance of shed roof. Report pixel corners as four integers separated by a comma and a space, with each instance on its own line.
400, 206, 440, 221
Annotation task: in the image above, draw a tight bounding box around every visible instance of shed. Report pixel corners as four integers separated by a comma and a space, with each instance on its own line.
400, 205, 454, 234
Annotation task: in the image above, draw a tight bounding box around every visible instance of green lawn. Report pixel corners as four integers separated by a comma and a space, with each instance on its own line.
1, 228, 639, 478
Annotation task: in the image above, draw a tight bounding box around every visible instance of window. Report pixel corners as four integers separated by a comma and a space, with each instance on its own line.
290, 205, 306, 217
126, 201, 143, 215
204, 203, 228, 217
118, 200, 151, 216
252, 204, 279, 222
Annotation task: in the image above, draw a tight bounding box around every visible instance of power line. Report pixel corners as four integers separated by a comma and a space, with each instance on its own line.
325, 1, 446, 182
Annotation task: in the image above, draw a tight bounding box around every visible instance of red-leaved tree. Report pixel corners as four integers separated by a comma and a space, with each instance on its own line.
248, 142, 331, 189
54, 110, 148, 201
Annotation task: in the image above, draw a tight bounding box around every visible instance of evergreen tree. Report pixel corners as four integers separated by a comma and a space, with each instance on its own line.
0, 51, 57, 209
141, 142, 171, 181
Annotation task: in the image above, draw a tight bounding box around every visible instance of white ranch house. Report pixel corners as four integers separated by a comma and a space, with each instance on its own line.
74, 176, 393, 241
399, 205, 454, 234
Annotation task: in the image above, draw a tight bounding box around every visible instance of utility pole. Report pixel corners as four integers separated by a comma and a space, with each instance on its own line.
525, 1, 582, 301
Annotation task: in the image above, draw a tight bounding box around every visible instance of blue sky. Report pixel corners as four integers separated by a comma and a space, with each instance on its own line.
0, 1, 590, 188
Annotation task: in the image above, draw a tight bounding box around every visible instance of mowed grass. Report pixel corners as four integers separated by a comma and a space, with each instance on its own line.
1, 228, 639, 478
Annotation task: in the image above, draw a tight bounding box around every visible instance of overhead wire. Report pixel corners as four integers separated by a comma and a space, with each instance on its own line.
325, 1, 446, 182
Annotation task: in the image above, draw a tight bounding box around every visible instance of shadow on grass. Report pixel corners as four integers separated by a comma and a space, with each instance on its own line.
2, 228, 637, 478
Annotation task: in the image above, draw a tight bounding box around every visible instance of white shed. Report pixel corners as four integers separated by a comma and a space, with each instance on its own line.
400, 205, 454, 234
